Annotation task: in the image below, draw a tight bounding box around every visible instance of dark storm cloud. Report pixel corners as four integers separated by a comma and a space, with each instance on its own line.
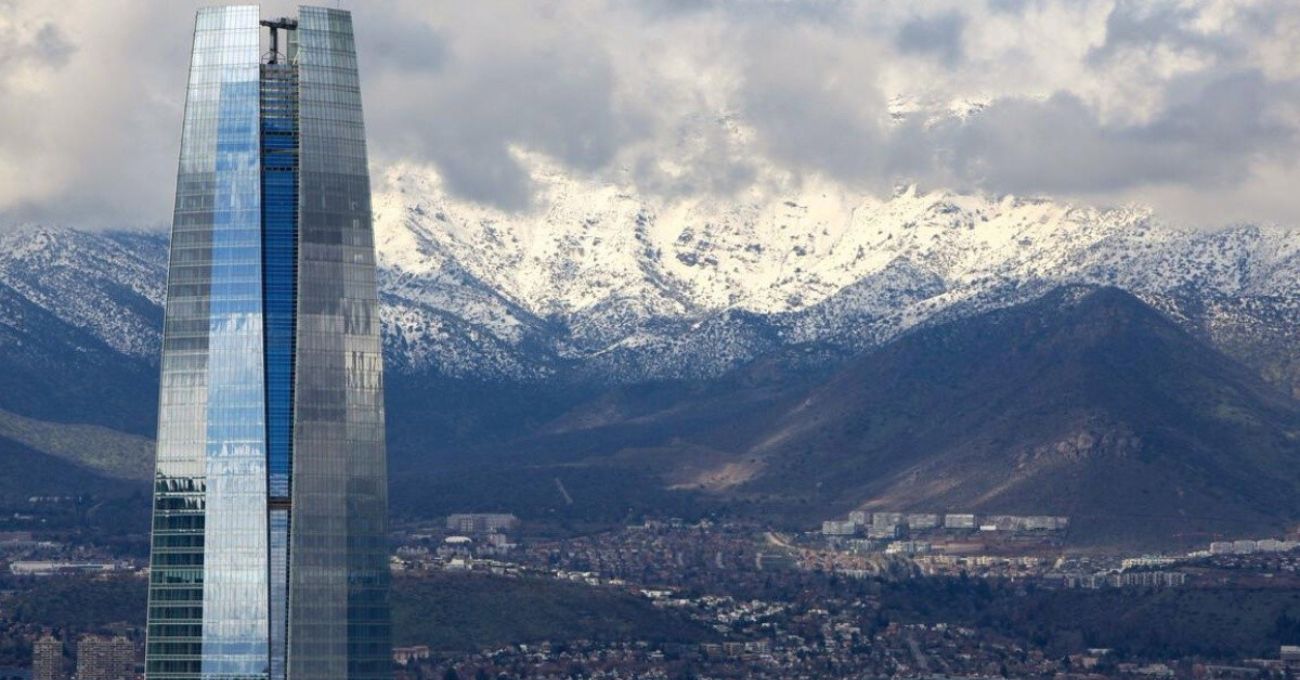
1087, 0, 1235, 65
0, 3, 199, 229
986, 0, 1033, 14
362, 3, 647, 211
0, 21, 75, 70
30, 23, 76, 65
739, 46, 887, 185
634, 0, 848, 22
635, 0, 723, 16
896, 70, 1299, 195
2, 0, 1300, 228
896, 12, 967, 66
362, 13, 447, 73
715, 1, 1300, 223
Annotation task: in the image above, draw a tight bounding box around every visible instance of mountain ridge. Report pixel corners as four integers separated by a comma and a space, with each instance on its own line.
3, 178, 1298, 394
1, 181, 1298, 547
485, 285, 1300, 547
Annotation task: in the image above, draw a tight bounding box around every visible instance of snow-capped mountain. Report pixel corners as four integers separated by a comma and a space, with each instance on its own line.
3, 166, 1299, 392
0, 226, 164, 359
369, 163, 1300, 388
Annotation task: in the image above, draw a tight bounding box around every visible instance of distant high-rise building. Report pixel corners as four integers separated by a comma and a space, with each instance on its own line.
74, 636, 133, 680
32, 636, 62, 680
445, 514, 519, 535
145, 6, 390, 680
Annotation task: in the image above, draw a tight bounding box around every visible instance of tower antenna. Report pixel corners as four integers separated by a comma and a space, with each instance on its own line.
260, 17, 298, 64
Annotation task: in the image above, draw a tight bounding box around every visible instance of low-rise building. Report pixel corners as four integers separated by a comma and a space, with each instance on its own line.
866, 525, 899, 540
884, 541, 931, 556
944, 514, 976, 529
821, 520, 858, 536
903, 513, 941, 530
1121, 555, 1180, 570
446, 513, 519, 534
8, 561, 120, 576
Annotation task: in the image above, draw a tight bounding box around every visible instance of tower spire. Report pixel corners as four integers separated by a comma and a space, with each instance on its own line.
260, 17, 298, 64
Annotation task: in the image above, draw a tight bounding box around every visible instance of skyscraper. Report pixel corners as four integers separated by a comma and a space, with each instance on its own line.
146, 7, 389, 680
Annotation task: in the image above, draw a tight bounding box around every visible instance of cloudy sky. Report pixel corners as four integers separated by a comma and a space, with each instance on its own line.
2, 0, 1298, 230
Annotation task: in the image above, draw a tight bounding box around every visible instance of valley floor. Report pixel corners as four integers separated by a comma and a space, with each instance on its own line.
2, 518, 1299, 679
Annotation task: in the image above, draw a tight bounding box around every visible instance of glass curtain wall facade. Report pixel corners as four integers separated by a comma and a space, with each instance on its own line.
146, 7, 390, 680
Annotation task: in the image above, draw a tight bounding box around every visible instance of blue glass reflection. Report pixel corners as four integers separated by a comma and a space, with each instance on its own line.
196, 8, 268, 679
261, 60, 298, 680
202, 64, 270, 680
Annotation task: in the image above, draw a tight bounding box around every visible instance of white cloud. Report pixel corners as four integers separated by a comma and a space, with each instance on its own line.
1, 0, 1298, 228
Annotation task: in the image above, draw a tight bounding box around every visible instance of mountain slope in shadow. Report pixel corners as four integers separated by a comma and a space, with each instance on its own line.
725, 286, 1300, 546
